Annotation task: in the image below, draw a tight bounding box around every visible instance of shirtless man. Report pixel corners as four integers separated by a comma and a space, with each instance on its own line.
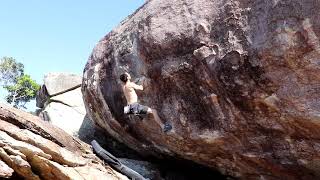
120, 72, 172, 132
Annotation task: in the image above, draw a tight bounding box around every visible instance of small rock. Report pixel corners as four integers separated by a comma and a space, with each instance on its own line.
193, 46, 216, 60
0, 159, 14, 178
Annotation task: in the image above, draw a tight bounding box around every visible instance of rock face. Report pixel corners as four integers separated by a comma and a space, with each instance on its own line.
0, 103, 128, 180
44, 72, 82, 96
82, 0, 320, 179
37, 73, 91, 137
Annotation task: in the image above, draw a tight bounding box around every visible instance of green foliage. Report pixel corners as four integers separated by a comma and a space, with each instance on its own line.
4, 75, 40, 108
0, 57, 40, 109
0, 57, 24, 85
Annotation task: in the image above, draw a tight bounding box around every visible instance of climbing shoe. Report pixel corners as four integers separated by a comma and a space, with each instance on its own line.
163, 122, 172, 133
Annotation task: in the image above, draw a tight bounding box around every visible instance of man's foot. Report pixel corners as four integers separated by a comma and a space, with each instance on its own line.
163, 122, 172, 133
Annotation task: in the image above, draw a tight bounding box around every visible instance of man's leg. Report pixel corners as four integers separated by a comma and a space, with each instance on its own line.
147, 108, 162, 127
147, 108, 172, 132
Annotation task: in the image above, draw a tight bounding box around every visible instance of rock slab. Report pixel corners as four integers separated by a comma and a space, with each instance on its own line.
44, 72, 82, 96
0, 103, 128, 180
37, 73, 90, 137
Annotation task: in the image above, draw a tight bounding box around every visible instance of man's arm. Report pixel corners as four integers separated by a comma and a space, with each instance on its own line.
130, 82, 143, 90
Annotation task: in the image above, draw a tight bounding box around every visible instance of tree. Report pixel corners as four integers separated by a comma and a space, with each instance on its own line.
0, 57, 24, 85
0, 57, 40, 109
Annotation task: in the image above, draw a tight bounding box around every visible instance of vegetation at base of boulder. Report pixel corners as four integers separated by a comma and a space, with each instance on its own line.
0, 57, 40, 109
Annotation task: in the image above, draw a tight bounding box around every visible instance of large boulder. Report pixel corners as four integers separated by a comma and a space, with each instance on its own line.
37, 73, 90, 137
82, 0, 320, 179
36, 72, 82, 108
44, 72, 82, 96
43, 101, 85, 136
0, 103, 128, 180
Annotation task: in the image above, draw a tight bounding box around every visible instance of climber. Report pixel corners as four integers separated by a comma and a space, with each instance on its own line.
120, 72, 172, 132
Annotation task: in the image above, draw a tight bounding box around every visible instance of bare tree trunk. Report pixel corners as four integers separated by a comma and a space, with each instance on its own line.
11, 89, 18, 107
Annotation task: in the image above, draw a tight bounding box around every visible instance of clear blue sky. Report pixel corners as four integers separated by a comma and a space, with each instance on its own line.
0, 0, 145, 109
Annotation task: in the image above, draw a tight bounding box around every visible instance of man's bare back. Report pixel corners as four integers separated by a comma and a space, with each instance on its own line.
123, 81, 143, 105
119, 72, 172, 132
120, 72, 150, 114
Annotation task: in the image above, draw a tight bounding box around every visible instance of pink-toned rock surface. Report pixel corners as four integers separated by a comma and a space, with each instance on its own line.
0, 159, 14, 178
82, 0, 320, 179
0, 103, 128, 180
